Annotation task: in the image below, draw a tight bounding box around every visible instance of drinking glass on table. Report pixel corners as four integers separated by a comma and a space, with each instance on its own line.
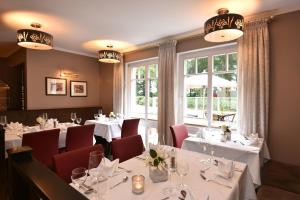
42, 113, 48, 122
176, 160, 189, 189
0, 115, 7, 127
71, 113, 77, 124
71, 167, 87, 188
88, 150, 104, 184
76, 117, 82, 125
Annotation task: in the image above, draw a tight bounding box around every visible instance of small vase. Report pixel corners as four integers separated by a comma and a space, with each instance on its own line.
225, 131, 231, 141
149, 166, 168, 183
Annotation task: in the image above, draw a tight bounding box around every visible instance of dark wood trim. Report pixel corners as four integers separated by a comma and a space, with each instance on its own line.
7, 146, 87, 200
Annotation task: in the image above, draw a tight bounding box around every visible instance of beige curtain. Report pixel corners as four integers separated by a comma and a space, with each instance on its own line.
113, 54, 124, 114
237, 20, 270, 159
158, 40, 177, 146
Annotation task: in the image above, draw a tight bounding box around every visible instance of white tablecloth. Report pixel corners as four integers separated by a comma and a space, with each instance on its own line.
72, 146, 256, 200
5, 123, 76, 155
182, 133, 263, 186
84, 120, 121, 142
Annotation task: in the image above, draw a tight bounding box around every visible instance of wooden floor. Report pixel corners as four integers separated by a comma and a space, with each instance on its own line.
258, 160, 300, 199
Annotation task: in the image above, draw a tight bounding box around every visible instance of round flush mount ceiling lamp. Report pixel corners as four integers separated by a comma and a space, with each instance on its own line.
17, 22, 53, 50
204, 8, 244, 43
98, 45, 121, 63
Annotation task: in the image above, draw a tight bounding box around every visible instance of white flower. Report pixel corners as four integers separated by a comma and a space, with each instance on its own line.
145, 144, 167, 171
221, 125, 228, 132
36, 117, 45, 125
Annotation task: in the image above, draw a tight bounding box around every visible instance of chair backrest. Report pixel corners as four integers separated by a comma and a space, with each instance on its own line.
169, 124, 189, 148
111, 135, 144, 163
65, 124, 95, 151
22, 129, 60, 168
121, 118, 140, 138
53, 144, 103, 183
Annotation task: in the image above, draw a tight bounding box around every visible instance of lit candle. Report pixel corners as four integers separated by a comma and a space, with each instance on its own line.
132, 175, 145, 194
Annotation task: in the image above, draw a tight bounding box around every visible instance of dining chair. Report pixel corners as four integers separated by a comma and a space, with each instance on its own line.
53, 144, 103, 183
22, 129, 60, 168
65, 124, 95, 152
112, 118, 140, 140
111, 135, 144, 163
169, 124, 189, 148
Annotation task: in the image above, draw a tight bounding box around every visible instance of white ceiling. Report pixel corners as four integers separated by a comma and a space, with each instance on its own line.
0, 0, 300, 57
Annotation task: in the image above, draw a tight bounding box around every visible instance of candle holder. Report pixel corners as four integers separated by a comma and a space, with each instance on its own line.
132, 175, 145, 194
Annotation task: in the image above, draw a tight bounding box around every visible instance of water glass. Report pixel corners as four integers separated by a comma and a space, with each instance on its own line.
42, 113, 48, 121
76, 117, 82, 125
71, 113, 77, 124
88, 151, 103, 183
71, 167, 87, 188
176, 160, 189, 189
0, 115, 7, 127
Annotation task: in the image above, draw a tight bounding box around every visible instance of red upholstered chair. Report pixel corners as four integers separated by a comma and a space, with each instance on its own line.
112, 118, 140, 140
22, 129, 60, 168
53, 144, 103, 183
65, 124, 95, 152
111, 135, 144, 163
169, 124, 189, 148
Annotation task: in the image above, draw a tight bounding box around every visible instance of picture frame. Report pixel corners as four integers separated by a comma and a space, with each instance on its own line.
45, 77, 67, 96
70, 81, 87, 97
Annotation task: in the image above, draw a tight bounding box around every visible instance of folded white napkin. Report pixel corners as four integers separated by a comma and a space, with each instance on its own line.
98, 157, 119, 177
6, 122, 23, 131
215, 159, 234, 179
246, 133, 259, 146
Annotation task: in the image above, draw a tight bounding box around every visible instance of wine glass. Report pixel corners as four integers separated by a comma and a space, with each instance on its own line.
71, 113, 77, 124
42, 113, 48, 121
208, 144, 216, 165
88, 151, 103, 184
76, 117, 82, 125
71, 167, 87, 188
98, 109, 103, 115
177, 160, 189, 189
0, 116, 7, 127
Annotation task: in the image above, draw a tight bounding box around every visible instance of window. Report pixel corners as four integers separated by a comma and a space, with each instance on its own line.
125, 58, 158, 146
178, 43, 237, 128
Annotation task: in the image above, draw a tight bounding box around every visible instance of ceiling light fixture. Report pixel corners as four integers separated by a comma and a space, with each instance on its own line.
204, 8, 244, 43
17, 22, 53, 50
98, 45, 121, 64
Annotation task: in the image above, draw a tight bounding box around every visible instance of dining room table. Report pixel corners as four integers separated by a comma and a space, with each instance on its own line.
4, 122, 78, 157
84, 119, 122, 142
71, 146, 257, 200
181, 130, 264, 186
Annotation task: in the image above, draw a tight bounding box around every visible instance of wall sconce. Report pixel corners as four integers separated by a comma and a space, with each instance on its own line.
59, 69, 79, 78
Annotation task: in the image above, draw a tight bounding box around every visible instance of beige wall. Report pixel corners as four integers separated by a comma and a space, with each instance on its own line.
26, 49, 101, 110
269, 10, 300, 165
98, 62, 114, 115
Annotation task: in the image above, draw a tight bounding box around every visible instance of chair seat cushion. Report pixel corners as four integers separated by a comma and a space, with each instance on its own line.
257, 185, 300, 200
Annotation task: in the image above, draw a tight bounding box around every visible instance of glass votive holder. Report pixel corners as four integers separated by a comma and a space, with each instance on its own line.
132, 175, 145, 194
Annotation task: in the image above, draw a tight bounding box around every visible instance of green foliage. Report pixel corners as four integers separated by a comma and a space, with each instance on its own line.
136, 96, 145, 105
150, 149, 157, 158
197, 57, 208, 73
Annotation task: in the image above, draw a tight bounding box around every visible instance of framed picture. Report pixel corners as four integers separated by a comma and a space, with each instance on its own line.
45, 77, 67, 96
70, 81, 87, 97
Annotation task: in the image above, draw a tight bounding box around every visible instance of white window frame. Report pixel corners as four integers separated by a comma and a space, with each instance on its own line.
177, 43, 237, 127
125, 57, 159, 146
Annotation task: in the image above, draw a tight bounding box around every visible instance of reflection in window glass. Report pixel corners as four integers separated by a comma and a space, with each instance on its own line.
197, 57, 208, 73
228, 53, 237, 71
213, 54, 226, 72
184, 59, 196, 75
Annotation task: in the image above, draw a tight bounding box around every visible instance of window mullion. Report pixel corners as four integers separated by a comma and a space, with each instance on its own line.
207, 54, 213, 127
